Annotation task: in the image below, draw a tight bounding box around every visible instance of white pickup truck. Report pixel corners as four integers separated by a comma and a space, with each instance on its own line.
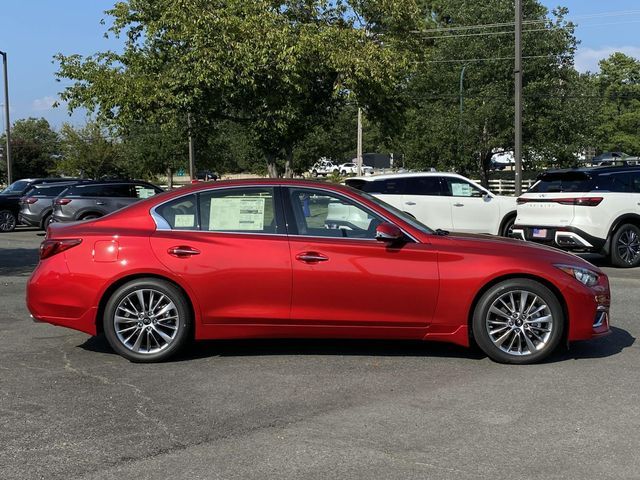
309, 160, 339, 177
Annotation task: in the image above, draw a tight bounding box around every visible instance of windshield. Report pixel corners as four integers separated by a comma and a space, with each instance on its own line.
1, 180, 30, 195
357, 190, 434, 235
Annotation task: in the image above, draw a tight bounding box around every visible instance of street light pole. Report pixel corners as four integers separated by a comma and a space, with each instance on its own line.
0, 51, 11, 185
458, 64, 468, 172
514, 0, 523, 196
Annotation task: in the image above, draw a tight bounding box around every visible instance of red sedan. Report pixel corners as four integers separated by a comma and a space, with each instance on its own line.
27, 179, 610, 363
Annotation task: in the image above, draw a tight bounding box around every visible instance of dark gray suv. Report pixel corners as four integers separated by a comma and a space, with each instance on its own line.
52, 180, 163, 223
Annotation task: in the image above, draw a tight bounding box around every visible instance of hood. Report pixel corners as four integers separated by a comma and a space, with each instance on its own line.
444, 231, 600, 271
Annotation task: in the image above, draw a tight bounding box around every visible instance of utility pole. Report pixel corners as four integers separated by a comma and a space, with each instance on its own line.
187, 112, 195, 181
514, 0, 523, 196
356, 107, 363, 176
0, 51, 11, 185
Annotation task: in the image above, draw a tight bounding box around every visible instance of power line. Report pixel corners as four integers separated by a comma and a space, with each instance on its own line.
415, 54, 564, 64
407, 8, 640, 35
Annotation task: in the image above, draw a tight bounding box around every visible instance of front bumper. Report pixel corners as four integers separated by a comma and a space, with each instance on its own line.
512, 225, 606, 253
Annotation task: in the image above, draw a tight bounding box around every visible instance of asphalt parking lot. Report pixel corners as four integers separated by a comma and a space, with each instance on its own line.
0, 228, 638, 480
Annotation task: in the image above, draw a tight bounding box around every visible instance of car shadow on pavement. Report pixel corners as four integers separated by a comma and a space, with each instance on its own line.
79, 327, 634, 363
550, 326, 635, 362
79, 336, 486, 361
0, 248, 39, 276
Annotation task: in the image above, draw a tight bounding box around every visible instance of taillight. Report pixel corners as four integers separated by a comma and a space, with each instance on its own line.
25, 197, 39, 204
40, 239, 82, 260
55, 198, 72, 206
517, 197, 602, 206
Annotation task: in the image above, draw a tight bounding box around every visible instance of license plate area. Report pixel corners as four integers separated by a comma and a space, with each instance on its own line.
532, 228, 548, 239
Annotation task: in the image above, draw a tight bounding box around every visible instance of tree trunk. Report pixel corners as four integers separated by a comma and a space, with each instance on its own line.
478, 151, 491, 188
266, 153, 279, 178
166, 166, 173, 189
283, 148, 294, 178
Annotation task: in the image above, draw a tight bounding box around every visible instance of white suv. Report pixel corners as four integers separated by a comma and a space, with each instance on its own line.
345, 172, 517, 236
339, 162, 374, 176
513, 166, 640, 267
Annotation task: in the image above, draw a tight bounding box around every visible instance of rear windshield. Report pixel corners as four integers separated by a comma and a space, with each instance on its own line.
528, 172, 593, 193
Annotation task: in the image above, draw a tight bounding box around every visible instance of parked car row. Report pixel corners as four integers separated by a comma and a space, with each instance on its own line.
0, 178, 163, 232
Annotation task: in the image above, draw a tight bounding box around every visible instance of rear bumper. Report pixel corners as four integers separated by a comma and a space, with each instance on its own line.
512, 225, 606, 252
19, 212, 41, 227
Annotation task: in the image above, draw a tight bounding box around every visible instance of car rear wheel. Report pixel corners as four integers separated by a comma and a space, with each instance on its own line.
81, 213, 101, 220
472, 279, 564, 364
0, 210, 17, 232
103, 278, 191, 362
41, 213, 53, 230
610, 223, 640, 268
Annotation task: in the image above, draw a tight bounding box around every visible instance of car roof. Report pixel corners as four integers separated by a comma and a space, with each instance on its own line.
348, 171, 462, 182
71, 179, 157, 187
539, 165, 640, 177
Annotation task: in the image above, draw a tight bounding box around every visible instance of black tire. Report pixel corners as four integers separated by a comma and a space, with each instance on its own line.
0, 210, 17, 232
81, 213, 102, 221
610, 223, 640, 268
40, 212, 53, 230
472, 279, 564, 364
312, 170, 318, 177
103, 278, 192, 362
500, 214, 516, 237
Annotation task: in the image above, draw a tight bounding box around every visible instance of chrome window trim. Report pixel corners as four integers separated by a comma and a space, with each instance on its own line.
150, 183, 420, 243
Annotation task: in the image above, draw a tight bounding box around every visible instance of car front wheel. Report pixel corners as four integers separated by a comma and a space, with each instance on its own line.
103, 278, 191, 362
472, 279, 564, 364
610, 223, 640, 268
0, 210, 17, 232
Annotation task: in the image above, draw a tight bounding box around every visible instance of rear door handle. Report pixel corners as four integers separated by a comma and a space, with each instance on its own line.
453, 203, 464, 207
96, 201, 106, 206
168, 246, 201, 257
296, 252, 329, 263
404, 201, 416, 206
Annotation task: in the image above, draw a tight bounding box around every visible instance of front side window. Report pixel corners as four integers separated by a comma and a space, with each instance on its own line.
288, 188, 384, 239
199, 187, 277, 233
444, 178, 485, 197
134, 184, 160, 199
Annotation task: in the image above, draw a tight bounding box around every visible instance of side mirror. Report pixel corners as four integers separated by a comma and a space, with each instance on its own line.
375, 222, 404, 242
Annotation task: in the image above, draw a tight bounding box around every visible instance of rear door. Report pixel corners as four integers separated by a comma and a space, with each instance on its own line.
149, 187, 292, 325
401, 176, 453, 231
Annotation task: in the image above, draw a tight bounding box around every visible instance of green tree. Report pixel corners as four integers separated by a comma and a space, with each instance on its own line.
0, 118, 60, 180
55, 0, 413, 177
55, 122, 125, 178
594, 52, 640, 155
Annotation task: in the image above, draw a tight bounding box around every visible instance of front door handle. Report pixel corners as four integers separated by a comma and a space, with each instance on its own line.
453, 203, 464, 207
168, 245, 201, 257
404, 201, 416, 206
296, 252, 329, 263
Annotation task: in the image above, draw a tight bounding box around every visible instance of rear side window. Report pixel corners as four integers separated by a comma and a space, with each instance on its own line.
155, 194, 198, 230
529, 173, 593, 193
29, 185, 69, 197
73, 184, 131, 197
134, 184, 161, 199
404, 177, 444, 196
596, 172, 640, 193
199, 188, 277, 233
349, 178, 405, 194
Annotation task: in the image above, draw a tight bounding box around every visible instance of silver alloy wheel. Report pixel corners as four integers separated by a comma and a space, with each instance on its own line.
485, 290, 553, 356
0, 211, 16, 232
616, 228, 640, 264
114, 288, 179, 354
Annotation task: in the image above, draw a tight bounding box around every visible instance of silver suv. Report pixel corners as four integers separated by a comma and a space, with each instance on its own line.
52, 181, 163, 223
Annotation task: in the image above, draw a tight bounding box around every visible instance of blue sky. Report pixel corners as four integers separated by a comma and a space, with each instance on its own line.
1, 0, 639, 128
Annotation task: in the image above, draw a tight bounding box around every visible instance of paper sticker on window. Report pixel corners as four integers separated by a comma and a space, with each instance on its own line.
451, 183, 472, 197
174, 214, 195, 228
210, 197, 265, 231
136, 187, 156, 199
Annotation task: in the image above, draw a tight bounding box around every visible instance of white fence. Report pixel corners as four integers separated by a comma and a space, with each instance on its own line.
474, 179, 535, 196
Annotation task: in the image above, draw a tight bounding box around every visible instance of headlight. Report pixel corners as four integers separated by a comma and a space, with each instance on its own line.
555, 264, 599, 287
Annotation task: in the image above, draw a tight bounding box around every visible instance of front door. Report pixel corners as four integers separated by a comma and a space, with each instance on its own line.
443, 177, 500, 234
284, 186, 439, 331
149, 187, 292, 325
